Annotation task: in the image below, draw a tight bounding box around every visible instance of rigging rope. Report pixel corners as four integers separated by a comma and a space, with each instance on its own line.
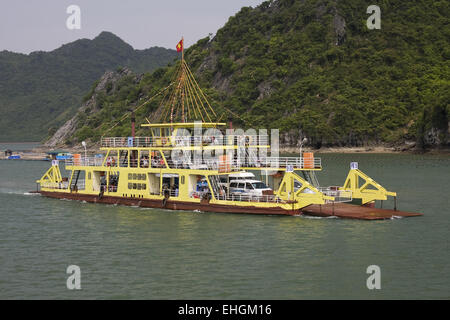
100, 82, 174, 138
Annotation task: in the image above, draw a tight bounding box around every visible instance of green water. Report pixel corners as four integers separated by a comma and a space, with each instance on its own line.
0, 149, 449, 299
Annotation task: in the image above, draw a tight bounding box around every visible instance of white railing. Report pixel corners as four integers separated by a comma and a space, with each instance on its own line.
66, 156, 104, 167
101, 135, 269, 148
165, 158, 240, 172
320, 187, 352, 203
167, 156, 321, 171
239, 156, 322, 169
189, 191, 285, 203
40, 181, 70, 189
64, 154, 321, 171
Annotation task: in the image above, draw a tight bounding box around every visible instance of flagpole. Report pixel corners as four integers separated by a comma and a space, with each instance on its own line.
181, 36, 185, 123
181, 36, 184, 62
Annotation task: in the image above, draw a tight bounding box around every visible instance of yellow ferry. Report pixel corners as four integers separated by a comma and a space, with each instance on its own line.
35, 39, 421, 220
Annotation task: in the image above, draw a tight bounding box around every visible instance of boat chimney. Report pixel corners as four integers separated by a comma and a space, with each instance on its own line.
131, 110, 136, 138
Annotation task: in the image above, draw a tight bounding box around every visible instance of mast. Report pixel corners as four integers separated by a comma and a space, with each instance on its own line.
181, 36, 185, 123
154, 37, 218, 124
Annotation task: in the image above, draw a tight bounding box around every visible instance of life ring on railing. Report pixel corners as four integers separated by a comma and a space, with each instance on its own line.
106, 156, 112, 166
161, 137, 167, 145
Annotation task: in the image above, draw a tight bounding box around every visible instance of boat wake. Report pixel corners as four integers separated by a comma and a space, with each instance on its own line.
0, 189, 39, 196
23, 192, 40, 196
300, 215, 338, 220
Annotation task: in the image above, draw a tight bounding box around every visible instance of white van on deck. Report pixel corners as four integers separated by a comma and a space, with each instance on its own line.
229, 179, 272, 196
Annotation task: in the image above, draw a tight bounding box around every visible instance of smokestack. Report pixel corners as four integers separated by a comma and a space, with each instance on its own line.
131, 111, 136, 138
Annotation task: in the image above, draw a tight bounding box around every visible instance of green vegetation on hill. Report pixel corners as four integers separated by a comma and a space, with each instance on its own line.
0, 31, 177, 142
59, 0, 450, 148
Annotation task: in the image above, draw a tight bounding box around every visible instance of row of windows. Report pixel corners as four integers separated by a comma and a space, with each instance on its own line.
128, 183, 147, 190
128, 173, 146, 180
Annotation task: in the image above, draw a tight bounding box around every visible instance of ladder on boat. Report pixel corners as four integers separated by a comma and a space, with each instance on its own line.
208, 175, 226, 200
70, 170, 81, 191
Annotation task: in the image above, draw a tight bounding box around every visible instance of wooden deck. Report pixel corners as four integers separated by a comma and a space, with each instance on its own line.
301, 203, 423, 220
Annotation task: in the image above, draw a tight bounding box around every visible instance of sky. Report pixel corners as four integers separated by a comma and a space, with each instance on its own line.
0, 0, 264, 54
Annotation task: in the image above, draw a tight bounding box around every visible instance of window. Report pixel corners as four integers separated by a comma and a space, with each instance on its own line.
130, 150, 138, 168
238, 183, 245, 189
119, 150, 128, 167
245, 183, 254, 190
181, 176, 185, 184
140, 150, 149, 168
252, 182, 268, 189
108, 172, 119, 192
128, 183, 133, 189
106, 150, 118, 167
128, 173, 132, 179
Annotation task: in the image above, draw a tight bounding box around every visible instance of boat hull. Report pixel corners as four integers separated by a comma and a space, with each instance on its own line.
38, 191, 299, 216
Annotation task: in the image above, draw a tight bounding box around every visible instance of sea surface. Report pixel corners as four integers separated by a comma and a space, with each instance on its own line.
0, 143, 449, 299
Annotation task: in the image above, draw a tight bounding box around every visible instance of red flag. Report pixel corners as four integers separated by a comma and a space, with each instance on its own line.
176, 39, 183, 52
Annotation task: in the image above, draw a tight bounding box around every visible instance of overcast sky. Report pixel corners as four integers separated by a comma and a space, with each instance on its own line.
0, 0, 263, 54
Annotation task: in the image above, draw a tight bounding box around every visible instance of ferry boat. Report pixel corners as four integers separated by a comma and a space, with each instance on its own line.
35, 40, 422, 220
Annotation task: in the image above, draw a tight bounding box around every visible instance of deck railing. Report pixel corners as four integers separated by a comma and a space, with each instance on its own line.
40, 181, 70, 190
240, 156, 322, 169
189, 191, 285, 203
165, 158, 241, 172
320, 187, 352, 203
65, 155, 321, 170
101, 135, 269, 148
66, 156, 104, 167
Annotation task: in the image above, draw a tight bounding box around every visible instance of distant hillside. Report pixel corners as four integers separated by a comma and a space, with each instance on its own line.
0, 31, 177, 142
51, 0, 449, 149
